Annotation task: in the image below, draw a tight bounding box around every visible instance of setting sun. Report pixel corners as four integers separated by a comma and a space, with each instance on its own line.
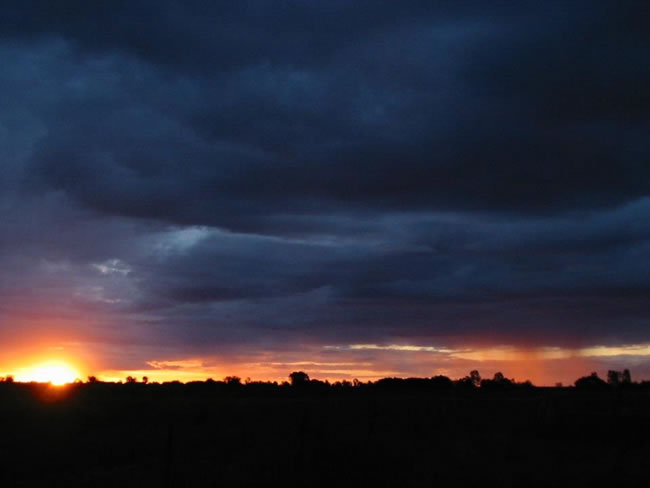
14, 361, 81, 386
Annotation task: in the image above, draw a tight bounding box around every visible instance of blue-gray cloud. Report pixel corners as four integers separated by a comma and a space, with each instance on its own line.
0, 1, 649, 362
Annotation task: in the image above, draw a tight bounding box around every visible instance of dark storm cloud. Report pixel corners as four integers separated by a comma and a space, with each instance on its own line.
16, 1, 648, 223
1, 1, 649, 361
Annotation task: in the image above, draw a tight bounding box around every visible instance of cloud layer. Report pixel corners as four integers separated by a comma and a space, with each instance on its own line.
1, 1, 649, 381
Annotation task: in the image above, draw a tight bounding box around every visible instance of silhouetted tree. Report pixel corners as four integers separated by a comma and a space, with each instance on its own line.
575, 372, 607, 390
623, 369, 632, 384
455, 370, 481, 389
607, 370, 622, 386
142, 376, 149, 384
430, 375, 453, 390
126, 376, 137, 384
224, 376, 241, 387
87, 376, 98, 383
334, 380, 352, 389
289, 371, 310, 387
454, 377, 474, 389
480, 372, 514, 390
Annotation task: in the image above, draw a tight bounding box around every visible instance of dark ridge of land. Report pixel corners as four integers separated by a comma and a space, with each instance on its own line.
1, 376, 649, 487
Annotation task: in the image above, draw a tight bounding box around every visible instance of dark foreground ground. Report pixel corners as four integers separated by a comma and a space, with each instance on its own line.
1, 381, 649, 487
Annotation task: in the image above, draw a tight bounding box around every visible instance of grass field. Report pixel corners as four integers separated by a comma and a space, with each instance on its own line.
1, 380, 648, 487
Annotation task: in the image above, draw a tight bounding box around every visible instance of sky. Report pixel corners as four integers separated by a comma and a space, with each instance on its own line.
1, 1, 649, 385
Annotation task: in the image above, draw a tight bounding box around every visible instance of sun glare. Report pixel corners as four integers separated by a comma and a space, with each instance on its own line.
14, 361, 81, 386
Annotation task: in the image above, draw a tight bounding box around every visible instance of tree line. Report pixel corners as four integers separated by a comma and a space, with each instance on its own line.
0, 368, 645, 391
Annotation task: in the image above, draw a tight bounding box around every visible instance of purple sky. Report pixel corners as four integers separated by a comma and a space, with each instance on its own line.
1, 1, 649, 384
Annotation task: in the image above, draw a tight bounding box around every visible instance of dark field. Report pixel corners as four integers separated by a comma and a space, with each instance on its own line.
1, 381, 649, 487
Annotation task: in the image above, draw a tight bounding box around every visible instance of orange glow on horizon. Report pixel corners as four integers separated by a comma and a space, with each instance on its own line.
3, 341, 649, 387
13, 360, 82, 386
